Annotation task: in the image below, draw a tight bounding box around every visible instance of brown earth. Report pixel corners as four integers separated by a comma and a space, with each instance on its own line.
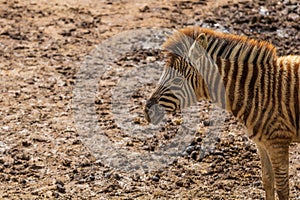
0, 0, 299, 199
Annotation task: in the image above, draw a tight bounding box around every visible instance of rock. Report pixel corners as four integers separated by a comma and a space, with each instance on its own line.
139, 5, 150, 12
152, 175, 160, 182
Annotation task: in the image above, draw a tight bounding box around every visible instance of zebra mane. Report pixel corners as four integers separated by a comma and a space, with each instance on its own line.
162, 27, 277, 64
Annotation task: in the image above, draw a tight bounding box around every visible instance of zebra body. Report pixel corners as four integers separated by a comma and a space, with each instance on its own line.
276, 55, 300, 142
144, 27, 300, 200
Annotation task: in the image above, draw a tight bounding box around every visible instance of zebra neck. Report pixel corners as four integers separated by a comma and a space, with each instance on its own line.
202, 36, 275, 112
204, 54, 276, 121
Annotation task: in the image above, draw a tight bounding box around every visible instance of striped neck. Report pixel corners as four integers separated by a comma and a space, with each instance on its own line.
202, 33, 277, 119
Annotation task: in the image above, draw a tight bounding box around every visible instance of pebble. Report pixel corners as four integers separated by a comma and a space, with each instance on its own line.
139, 5, 150, 13
56, 183, 66, 193
152, 175, 160, 182
89, 174, 95, 181
56, 180, 66, 193
146, 56, 156, 62
185, 145, 195, 154
288, 13, 299, 20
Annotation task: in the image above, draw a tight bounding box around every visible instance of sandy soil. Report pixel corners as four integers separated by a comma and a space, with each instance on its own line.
0, 0, 299, 199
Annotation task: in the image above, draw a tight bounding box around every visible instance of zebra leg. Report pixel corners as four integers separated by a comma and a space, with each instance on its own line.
257, 145, 275, 200
267, 140, 290, 200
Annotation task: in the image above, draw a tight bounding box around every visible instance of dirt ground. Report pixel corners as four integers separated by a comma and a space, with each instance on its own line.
0, 0, 300, 199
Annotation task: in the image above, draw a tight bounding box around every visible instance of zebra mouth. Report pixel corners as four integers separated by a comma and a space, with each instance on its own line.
144, 100, 165, 125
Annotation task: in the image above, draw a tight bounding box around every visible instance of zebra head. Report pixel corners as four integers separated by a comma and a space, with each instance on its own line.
144, 66, 196, 125
144, 31, 212, 124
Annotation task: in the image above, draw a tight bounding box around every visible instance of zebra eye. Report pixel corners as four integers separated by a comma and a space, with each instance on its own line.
171, 77, 183, 85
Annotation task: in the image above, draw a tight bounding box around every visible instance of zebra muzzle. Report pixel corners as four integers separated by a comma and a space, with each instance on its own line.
144, 99, 165, 125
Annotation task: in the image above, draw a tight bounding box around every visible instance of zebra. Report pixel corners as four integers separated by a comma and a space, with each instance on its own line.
144, 27, 300, 200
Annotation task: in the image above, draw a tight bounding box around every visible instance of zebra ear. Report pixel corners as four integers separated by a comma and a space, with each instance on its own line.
195, 33, 208, 49
188, 33, 207, 69
188, 33, 207, 58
